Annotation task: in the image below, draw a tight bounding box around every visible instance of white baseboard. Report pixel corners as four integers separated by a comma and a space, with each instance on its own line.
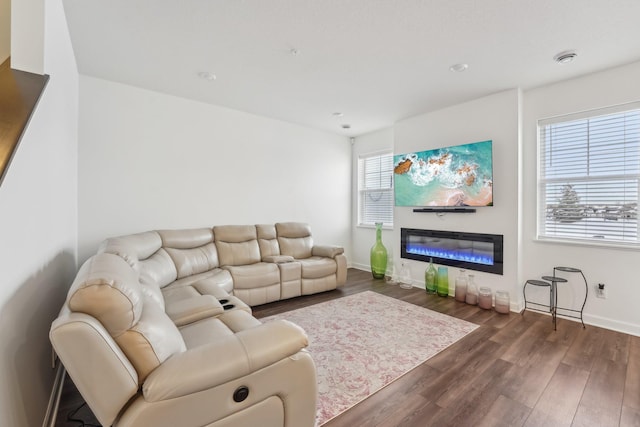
582, 313, 640, 337
352, 265, 640, 337
42, 363, 65, 427
350, 263, 369, 271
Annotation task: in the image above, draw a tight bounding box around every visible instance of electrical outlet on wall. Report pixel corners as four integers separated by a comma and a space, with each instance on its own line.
596, 283, 607, 299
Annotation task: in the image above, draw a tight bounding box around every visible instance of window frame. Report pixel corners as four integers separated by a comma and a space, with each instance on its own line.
536, 101, 640, 249
357, 150, 394, 228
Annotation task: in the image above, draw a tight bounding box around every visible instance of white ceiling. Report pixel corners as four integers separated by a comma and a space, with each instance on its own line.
62, 0, 640, 137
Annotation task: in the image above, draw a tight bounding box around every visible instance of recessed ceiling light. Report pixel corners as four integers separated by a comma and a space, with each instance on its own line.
197, 71, 217, 81
341, 124, 351, 129
289, 48, 300, 56
332, 112, 344, 117
449, 63, 469, 73
554, 51, 577, 64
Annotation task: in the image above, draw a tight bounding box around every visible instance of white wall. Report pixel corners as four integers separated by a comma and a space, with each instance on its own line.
351, 127, 396, 273
9, 0, 43, 73
391, 89, 522, 304
77, 76, 352, 261
351, 64, 640, 335
0, 0, 9, 64
523, 60, 640, 336
0, 0, 78, 425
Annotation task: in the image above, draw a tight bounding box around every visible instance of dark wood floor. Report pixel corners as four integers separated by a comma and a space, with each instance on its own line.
56, 268, 640, 427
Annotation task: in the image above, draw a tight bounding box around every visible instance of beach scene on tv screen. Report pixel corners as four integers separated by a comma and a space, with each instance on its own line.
394, 140, 493, 207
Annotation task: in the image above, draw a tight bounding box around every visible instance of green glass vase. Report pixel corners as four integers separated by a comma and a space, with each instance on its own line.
370, 222, 388, 279
437, 266, 449, 297
425, 258, 437, 294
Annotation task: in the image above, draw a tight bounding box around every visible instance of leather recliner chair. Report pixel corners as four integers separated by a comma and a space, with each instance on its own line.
50, 252, 317, 427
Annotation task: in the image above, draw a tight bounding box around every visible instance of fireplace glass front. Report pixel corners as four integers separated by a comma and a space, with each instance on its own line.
401, 228, 503, 275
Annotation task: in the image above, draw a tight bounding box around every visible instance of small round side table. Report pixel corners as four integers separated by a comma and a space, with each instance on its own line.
540, 275, 567, 331
553, 266, 587, 328
522, 279, 556, 329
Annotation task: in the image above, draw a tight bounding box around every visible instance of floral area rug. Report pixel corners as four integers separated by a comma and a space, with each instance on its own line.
261, 291, 479, 426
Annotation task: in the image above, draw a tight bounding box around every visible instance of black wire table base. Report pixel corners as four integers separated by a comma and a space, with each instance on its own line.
523, 266, 587, 330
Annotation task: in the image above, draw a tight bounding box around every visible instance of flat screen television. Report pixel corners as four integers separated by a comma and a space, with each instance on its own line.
394, 140, 493, 207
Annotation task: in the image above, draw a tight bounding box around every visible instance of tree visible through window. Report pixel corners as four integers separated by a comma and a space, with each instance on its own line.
538, 103, 640, 245
550, 184, 582, 223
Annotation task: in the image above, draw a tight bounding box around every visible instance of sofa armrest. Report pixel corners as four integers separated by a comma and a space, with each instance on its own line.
142, 319, 308, 401
312, 245, 344, 259
262, 255, 295, 264
165, 295, 224, 326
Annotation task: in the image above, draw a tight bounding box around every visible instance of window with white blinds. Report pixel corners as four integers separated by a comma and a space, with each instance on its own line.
358, 151, 394, 226
538, 102, 640, 246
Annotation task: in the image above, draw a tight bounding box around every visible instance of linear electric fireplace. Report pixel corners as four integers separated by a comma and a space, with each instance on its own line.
401, 228, 504, 275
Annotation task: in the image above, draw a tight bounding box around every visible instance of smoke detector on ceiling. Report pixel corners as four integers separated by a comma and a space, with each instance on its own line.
554, 51, 578, 64
197, 71, 217, 81
449, 63, 469, 73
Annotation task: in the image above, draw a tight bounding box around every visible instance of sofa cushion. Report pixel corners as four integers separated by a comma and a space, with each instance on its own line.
137, 249, 178, 289
216, 310, 262, 332
256, 224, 281, 259
298, 257, 338, 279
140, 283, 166, 309
276, 222, 314, 259
159, 228, 219, 279
214, 225, 261, 266
164, 244, 219, 279
162, 284, 201, 302
178, 317, 235, 349
179, 310, 261, 349
115, 296, 187, 383
100, 232, 178, 289
224, 263, 280, 289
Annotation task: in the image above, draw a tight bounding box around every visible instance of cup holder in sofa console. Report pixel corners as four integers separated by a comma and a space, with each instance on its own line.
223, 304, 235, 310
218, 299, 229, 304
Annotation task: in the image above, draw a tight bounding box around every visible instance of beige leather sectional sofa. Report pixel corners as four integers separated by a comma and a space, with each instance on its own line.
50, 222, 347, 427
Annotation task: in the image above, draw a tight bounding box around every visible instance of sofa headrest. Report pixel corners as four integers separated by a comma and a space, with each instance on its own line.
100, 231, 177, 289
99, 231, 163, 263
213, 225, 257, 242
275, 222, 312, 238
256, 224, 277, 240
158, 228, 219, 279
157, 228, 214, 249
67, 253, 144, 337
